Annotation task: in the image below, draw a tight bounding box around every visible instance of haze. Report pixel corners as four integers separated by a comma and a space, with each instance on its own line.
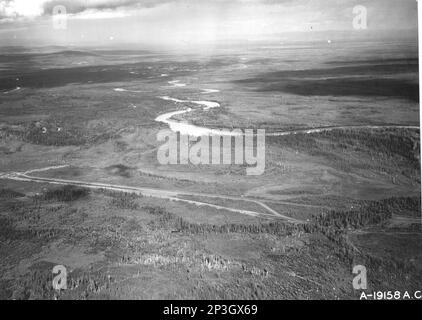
0, 0, 418, 49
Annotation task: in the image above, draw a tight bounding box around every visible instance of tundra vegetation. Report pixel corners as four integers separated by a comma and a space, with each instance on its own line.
0, 43, 420, 299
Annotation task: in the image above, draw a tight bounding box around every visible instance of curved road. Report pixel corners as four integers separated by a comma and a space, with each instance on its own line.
1, 81, 419, 224
1, 166, 302, 223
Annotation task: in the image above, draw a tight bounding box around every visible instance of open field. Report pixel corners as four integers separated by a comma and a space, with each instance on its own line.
0, 39, 421, 299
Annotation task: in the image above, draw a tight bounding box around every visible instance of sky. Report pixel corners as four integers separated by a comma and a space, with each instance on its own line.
0, 0, 418, 47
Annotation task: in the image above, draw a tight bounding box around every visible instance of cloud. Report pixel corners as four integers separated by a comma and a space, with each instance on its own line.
0, 0, 417, 33
0, 0, 46, 19
0, 0, 173, 20
43, 0, 157, 15
0, 0, 304, 21
70, 8, 131, 19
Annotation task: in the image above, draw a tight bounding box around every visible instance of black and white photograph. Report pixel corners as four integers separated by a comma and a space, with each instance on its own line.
0, 0, 421, 303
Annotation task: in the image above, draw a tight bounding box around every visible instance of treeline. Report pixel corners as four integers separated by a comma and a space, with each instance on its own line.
144, 197, 420, 237
268, 128, 420, 166
314, 203, 391, 229
143, 205, 311, 236
314, 197, 420, 229
174, 217, 310, 236
379, 197, 421, 217
99, 188, 141, 200
0, 188, 25, 199
321, 129, 419, 163
34, 185, 90, 203
142, 197, 421, 268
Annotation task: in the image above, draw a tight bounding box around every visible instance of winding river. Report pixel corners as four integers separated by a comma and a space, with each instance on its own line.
155, 95, 242, 137
114, 80, 420, 138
